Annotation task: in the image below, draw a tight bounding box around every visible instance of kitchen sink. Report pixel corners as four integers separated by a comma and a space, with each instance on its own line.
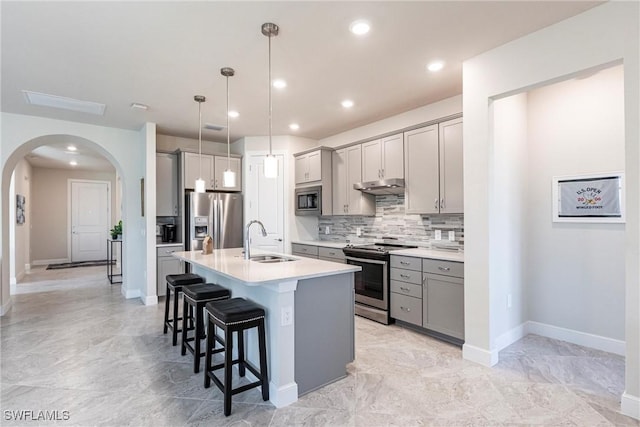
250, 255, 297, 263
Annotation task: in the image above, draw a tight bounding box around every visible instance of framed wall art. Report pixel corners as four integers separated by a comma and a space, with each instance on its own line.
16, 194, 25, 224
552, 172, 625, 223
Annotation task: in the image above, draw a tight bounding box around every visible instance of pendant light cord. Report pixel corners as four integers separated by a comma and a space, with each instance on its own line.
198, 100, 202, 180
268, 30, 273, 156
227, 75, 231, 169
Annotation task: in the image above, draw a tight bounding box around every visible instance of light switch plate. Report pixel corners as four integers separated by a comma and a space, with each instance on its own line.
356, 227, 362, 237
448, 231, 455, 241
281, 307, 293, 326
434, 230, 441, 240
325, 226, 330, 234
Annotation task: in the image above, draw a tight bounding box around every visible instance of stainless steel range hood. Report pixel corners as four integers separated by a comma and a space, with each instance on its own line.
353, 178, 405, 195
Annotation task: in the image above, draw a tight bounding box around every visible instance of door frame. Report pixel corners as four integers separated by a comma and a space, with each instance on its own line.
67, 179, 112, 262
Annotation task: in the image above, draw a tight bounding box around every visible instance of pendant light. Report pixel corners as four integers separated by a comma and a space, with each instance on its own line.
262, 22, 279, 178
221, 67, 236, 188
194, 95, 206, 193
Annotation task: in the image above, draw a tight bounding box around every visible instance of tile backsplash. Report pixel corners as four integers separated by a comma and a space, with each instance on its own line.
318, 194, 463, 248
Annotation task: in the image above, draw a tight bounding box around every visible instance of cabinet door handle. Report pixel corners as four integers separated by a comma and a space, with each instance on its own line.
434, 198, 439, 209
378, 169, 381, 178
400, 306, 411, 312
275, 238, 283, 242
440, 198, 445, 210
400, 274, 410, 279
400, 286, 410, 292
400, 261, 410, 265
381, 168, 384, 178
438, 266, 451, 272
328, 252, 335, 255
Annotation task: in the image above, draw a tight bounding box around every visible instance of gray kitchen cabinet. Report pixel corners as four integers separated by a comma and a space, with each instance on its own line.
291, 243, 319, 259
390, 254, 465, 341
156, 153, 178, 216
362, 133, 404, 182
157, 244, 184, 296
332, 145, 375, 215
213, 156, 242, 191
404, 117, 463, 214
183, 152, 214, 191
318, 246, 346, 263
423, 273, 464, 340
295, 150, 322, 184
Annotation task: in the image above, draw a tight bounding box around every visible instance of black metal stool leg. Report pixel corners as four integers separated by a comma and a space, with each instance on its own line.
172, 287, 180, 346
204, 315, 214, 389
193, 303, 203, 373
258, 320, 269, 401
237, 329, 246, 377
224, 326, 234, 417
181, 297, 189, 356
163, 283, 170, 334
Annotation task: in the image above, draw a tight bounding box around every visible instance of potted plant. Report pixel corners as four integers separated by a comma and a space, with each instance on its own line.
110, 220, 122, 240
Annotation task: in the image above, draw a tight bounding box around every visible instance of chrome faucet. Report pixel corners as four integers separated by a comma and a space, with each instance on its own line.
244, 220, 267, 260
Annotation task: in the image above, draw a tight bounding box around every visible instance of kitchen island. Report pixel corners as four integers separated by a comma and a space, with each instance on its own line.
171, 247, 360, 408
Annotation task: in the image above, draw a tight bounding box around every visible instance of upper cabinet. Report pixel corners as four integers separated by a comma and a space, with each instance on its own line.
361, 133, 404, 182
295, 150, 322, 184
294, 147, 333, 187
333, 145, 375, 215
213, 156, 242, 192
182, 152, 242, 192
156, 153, 178, 216
404, 117, 463, 214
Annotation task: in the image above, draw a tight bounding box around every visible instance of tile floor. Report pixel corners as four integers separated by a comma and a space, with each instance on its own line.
1, 266, 638, 426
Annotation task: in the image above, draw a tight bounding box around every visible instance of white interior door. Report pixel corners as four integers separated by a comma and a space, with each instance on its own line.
71, 180, 110, 262
247, 155, 285, 253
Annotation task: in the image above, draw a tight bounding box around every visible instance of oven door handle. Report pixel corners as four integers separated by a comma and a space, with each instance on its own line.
345, 256, 387, 265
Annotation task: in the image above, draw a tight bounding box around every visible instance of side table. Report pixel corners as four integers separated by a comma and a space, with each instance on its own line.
107, 238, 123, 284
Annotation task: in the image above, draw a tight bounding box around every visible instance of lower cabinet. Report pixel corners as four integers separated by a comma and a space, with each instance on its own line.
291, 243, 319, 259
390, 255, 464, 342
157, 245, 184, 296
318, 246, 346, 263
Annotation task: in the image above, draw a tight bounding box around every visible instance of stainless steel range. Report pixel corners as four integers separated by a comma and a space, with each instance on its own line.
343, 242, 417, 324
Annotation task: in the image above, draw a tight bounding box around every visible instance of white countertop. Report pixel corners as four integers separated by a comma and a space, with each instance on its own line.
172, 248, 360, 285
156, 242, 184, 248
391, 248, 464, 262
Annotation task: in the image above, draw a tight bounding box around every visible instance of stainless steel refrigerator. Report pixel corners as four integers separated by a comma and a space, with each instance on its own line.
185, 191, 243, 251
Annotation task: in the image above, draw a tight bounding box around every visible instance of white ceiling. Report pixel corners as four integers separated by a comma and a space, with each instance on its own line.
2, 1, 601, 169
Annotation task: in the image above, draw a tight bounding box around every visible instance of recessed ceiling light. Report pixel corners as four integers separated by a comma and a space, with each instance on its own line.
67, 145, 77, 151
349, 20, 370, 35
228, 111, 239, 118
130, 102, 149, 110
273, 79, 287, 89
22, 90, 106, 115
69, 160, 78, 166
427, 61, 445, 72
341, 99, 354, 108
289, 123, 300, 130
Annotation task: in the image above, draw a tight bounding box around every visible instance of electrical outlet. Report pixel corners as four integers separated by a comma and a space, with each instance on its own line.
434, 230, 442, 240
356, 227, 362, 237
281, 307, 293, 326
448, 231, 455, 241
325, 226, 330, 234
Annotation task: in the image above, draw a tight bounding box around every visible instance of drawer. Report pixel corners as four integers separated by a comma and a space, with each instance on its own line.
390, 293, 422, 326
318, 246, 345, 261
390, 255, 421, 271
390, 267, 422, 285
422, 258, 464, 278
318, 256, 346, 264
156, 245, 184, 258
390, 280, 422, 299
291, 243, 319, 256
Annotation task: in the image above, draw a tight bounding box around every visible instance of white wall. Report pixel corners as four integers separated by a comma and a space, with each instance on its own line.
526, 65, 625, 340
1, 113, 151, 311
9, 159, 32, 285
491, 93, 529, 350
463, 2, 639, 418
156, 134, 230, 155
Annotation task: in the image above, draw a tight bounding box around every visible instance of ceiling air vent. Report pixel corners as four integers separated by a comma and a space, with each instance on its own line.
22, 90, 106, 115
204, 123, 226, 131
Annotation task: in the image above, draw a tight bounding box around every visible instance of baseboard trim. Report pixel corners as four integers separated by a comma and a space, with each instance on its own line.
121, 287, 140, 299
31, 258, 69, 266
621, 392, 640, 420
141, 295, 158, 306
495, 322, 527, 352
0, 298, 12, 316
10, 283, 17, 294
269, 381, 298, 408
527, 321, 625, 356
462, 343, 498, 367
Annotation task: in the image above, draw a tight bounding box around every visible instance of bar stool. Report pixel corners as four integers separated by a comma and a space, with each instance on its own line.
181, 283, 231, 373
163, 273, 205, 346
204, 298, 269, 416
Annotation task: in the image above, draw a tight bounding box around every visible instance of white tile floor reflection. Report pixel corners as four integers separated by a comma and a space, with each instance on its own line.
1, 266, 637, 426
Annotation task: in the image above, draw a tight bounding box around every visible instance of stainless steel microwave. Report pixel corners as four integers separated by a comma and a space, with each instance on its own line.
295, 186, 322, 216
